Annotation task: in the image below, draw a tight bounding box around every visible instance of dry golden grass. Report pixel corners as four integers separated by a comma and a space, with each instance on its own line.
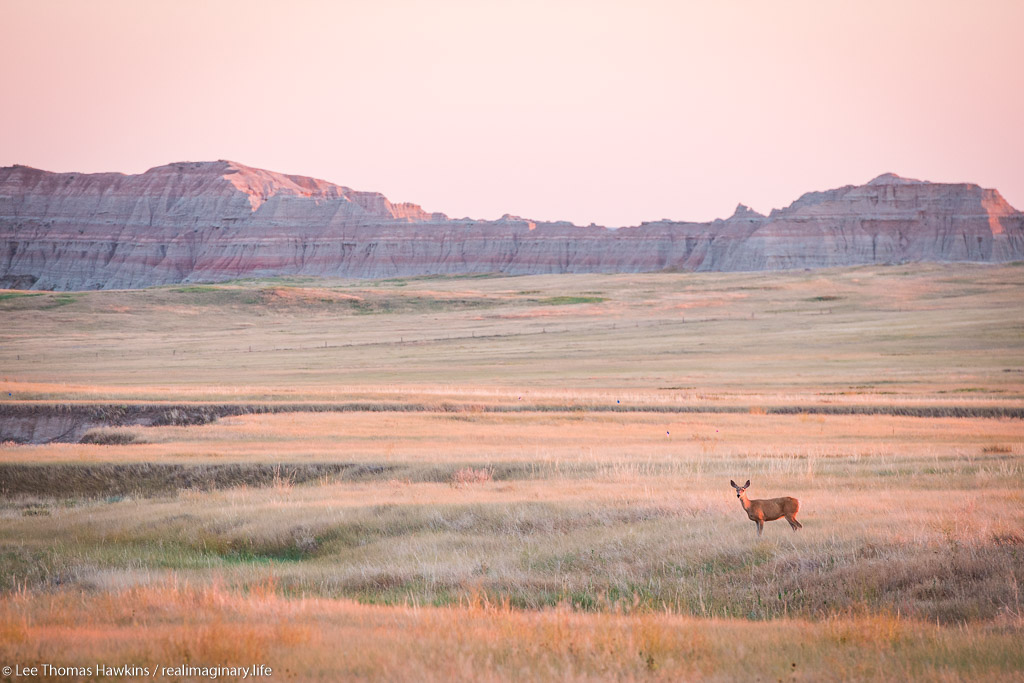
1, 264, 1022, 402
2, 265, 1024, 679
3, 411, 1021, 470
2, 583, 1022, 682
2, 445, 1022, 622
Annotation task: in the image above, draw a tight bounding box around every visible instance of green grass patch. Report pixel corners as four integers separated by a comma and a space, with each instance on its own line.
349, 295, 501, 315
536, 296, 607, 305
0, 292, 45, 301
375, 273, 504, 286
171, 285, 221, 293
1, 292, 81, 309
40, 294, 78, 308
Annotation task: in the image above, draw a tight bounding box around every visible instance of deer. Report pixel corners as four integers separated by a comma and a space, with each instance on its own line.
730, 480, 802, 536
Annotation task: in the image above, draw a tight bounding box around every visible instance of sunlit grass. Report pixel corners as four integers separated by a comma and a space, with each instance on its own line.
1, 583, 1021, 682
2, 265, 1023, 679
2, 447, 1022, 621
4, 411, 1021, 467
1, 264, 1022, 400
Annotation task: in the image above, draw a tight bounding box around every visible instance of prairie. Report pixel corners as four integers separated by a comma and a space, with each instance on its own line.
1, 264, 1023, 680
2, 263, 1023, 402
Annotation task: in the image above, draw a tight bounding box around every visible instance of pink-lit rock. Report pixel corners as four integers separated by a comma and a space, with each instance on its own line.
1, 162, 1021, 290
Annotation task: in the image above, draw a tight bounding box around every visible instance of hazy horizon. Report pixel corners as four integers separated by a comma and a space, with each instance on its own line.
2, 0, 1022, 226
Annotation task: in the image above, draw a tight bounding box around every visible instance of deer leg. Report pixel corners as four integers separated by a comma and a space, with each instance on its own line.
756, 520, 763, 536
786, 515, 802, 531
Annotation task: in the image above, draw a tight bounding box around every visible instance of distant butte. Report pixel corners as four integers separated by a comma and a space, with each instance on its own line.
1, 161, 1021, 290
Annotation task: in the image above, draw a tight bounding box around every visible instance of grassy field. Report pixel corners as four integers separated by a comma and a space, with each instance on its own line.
1, 264, 1023, 680
2, 263, 1023, 402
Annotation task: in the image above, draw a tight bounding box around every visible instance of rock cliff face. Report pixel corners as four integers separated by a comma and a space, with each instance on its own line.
1, 160, 1021, 290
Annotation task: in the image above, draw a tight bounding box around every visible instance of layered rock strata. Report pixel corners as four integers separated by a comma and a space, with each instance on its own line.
1, 161, 1021, 290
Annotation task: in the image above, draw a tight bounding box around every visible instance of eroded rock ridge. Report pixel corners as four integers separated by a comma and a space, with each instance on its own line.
1, 160, 1021, 290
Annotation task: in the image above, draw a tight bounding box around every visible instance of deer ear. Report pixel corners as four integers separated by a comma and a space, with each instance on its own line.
744, 480, 750, 488
729, 480, 736, 487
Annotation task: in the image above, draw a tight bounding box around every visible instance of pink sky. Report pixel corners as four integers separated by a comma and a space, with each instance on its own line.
2, 0, 1022, 226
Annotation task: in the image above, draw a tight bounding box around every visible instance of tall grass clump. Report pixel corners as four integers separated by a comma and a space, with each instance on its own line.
79, 427, 148, 445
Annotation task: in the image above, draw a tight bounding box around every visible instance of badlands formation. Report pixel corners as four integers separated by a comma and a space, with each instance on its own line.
1, 160, 1022, 290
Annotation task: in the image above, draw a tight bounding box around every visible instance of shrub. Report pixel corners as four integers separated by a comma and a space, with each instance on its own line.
80, 428, 147, 445
451, 467, 492, 487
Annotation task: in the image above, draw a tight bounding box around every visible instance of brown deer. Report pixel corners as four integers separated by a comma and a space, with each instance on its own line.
730, 480, 802, 536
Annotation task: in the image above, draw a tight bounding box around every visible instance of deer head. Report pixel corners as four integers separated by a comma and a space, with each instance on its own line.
730, 479, 751, 498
